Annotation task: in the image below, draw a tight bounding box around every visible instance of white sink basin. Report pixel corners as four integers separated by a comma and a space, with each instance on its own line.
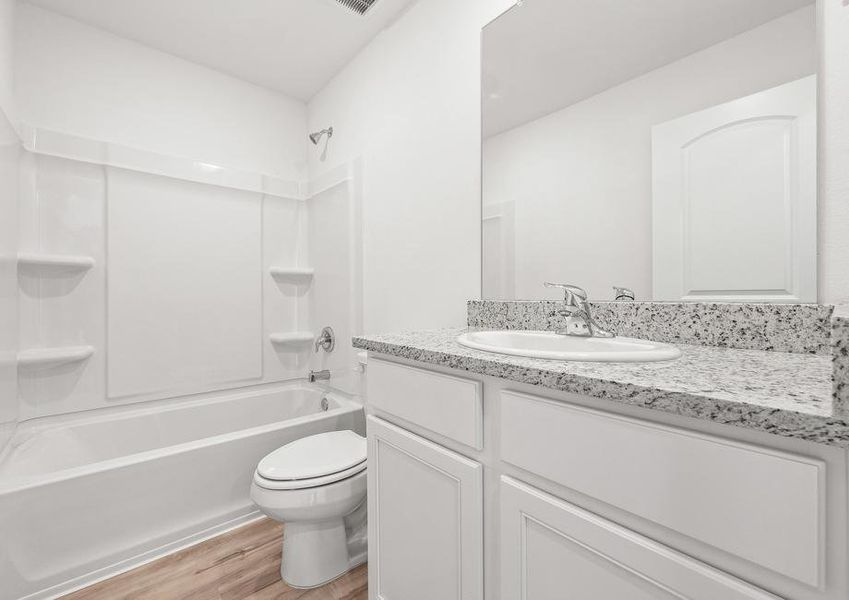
456, 330, 681, 362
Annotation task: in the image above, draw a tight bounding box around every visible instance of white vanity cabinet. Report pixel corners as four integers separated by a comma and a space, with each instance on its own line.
364, 356, 849, 600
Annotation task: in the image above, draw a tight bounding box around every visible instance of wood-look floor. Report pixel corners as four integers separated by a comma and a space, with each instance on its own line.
62, 518, 367, 600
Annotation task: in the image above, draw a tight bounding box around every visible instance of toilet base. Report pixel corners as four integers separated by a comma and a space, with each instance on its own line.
281, 518, 347, 588
280, 500, 368, 589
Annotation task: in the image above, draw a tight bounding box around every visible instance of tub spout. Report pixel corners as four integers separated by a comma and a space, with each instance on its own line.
309, 369, 331, 383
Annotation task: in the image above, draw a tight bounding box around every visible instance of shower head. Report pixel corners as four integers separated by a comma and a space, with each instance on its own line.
309, 127, 334, 145
334, 0, 379, 16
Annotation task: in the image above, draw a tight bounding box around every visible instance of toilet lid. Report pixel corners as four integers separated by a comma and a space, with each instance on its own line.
253, 461, 366, 490
257, 430, 366, 481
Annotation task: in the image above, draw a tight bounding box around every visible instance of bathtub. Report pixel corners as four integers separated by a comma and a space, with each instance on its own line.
0, 382, 365, 600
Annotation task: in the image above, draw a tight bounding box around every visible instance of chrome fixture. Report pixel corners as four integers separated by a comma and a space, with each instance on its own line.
544, 282, 615, 338
613, 286, 635, 301
309, 369, 331, 383
309, 127, 334, 145
315, 326, 336, 353
334, 0, 378, 16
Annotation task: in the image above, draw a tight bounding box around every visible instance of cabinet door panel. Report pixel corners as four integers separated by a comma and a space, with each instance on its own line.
367, 416, 483, 600
501, 476, 779, 600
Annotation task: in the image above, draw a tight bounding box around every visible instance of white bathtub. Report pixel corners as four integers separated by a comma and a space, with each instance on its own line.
0, 382, 365, 600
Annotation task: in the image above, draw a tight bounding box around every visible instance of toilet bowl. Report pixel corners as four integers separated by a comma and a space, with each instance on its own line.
250, 430, 368, 589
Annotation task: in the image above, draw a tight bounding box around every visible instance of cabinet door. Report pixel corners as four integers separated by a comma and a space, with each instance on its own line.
501, 476, 779, 600
367, 416, 483, 600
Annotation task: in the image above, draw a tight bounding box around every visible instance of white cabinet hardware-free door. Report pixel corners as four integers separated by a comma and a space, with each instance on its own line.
366, 416, 483, 600
500, 476, 779, 600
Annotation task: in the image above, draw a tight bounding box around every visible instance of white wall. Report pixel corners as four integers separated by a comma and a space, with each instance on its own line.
483, 7, 817, 301
15, 3, 307, 179
820, 0, 849, 305
0, 0, 13, 118
307, 0, 514, 333
0, 0, 16, 450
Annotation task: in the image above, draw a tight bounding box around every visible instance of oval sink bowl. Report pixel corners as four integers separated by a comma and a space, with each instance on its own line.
456, 330, 681, 363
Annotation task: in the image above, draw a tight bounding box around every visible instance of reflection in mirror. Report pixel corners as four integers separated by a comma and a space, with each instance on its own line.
482, 0, 817, 303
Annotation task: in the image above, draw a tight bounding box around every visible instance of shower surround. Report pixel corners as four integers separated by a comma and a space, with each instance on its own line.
0, 114, 364, 599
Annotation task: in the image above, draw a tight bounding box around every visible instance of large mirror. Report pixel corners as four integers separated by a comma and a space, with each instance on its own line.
482, 0, 818, 302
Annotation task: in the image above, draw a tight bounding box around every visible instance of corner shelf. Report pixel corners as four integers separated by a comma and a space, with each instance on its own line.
18, 253, 95, 272
17, 345, 95, 369
269, 267, 314, 280
269, 332, 314, 346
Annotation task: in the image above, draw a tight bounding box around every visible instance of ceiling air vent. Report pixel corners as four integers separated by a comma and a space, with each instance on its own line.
335, 0, 378, 16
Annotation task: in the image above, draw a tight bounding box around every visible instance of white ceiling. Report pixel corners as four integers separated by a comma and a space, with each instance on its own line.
483, 0, 814, 138
24, 0, 416, 101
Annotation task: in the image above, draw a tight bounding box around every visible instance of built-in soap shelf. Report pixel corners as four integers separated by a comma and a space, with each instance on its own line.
18, 253, 95, 272
269, 332, 314, 346
17, 345, 95, 369
269, 267, 314, 280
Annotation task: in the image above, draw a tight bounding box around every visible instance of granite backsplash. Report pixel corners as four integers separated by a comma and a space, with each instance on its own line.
467, 300, 835, 355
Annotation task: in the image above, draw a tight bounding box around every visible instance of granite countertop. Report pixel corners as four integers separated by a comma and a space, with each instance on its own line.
353, 328, 849, 448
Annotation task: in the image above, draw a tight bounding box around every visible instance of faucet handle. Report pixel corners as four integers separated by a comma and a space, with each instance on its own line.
544, 282, 588, 303
613, 286, 635, 301
315, 326, 335, 354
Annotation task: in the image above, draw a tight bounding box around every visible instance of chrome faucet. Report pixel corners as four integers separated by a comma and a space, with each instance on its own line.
544, 282, 615, 338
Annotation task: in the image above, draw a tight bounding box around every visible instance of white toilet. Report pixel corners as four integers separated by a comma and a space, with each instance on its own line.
250, 430, 368, 589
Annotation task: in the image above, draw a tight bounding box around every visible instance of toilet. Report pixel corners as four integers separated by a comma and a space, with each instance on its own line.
250, 430, 368, 589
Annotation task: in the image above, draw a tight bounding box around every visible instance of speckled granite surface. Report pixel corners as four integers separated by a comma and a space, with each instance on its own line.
467, 301, 834, 355
353, 328, 848, 447
833, 305, 849, 418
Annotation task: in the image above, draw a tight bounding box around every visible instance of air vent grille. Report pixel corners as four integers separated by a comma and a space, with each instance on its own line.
335, 0, 378, 16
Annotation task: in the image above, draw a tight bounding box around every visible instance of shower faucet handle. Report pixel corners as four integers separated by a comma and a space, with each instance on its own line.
314, 326, 335, 353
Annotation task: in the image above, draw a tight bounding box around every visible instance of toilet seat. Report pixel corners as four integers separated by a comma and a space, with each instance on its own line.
254, 430, 367, 491
254, 460, 366, 490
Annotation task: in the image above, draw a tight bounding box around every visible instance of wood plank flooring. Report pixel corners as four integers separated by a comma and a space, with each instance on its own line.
62, 518, 368, 600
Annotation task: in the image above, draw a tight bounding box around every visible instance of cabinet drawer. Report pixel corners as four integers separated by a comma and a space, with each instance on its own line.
500, 390, 824, 587
367, 358, 483, 449
501, 476, 779, 600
